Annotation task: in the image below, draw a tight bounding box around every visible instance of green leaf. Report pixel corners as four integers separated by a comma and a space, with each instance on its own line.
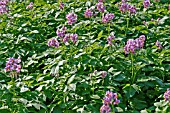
24, 76, 33, 80
90, 95, 100, 99
19, 98, 28, 105
115, 107, 124, 112
67, 75, 75, 84
0, 109, 10, 113
123, 84, 136, 99
76, 107, 84, 113
13, 13, 22, 17
30, 30, 39, 34
58, 60, 66, 66
68, 83, 76, 91
130, 98, 147, 110
19, 37, 32, 42
159, 16, 169, 24
20, 86, 29, 93
32, 103, 41, 110
97, 30, 103, 40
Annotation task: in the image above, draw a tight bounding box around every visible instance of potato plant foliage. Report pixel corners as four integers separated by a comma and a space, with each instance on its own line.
0, 0, 170, 113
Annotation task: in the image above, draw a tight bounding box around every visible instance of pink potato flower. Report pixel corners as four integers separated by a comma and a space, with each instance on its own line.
84, 8, 93, 18
26, 2, 33, 9
60, 2, 64, 9
100, 91, 120, 113
96, 2, 105, 13
156, 40, 162, 49
48, 38, 60, 48
143, 0, 150, 8
102, 13, 114, 23
124, 35, 146, 54
66, 13, 77, 25
5, 57, 21, 73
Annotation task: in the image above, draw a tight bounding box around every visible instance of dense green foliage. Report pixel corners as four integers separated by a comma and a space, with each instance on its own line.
0, 0, 170, 113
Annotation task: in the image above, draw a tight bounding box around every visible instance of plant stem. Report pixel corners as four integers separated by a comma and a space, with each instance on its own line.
108, 22, 111, 34
92, 75, 95, 94
100, 13, 102, 21
112, 104, 115, 113
125, 18, 129, 36
131, 53, 135, 84
74, 0, 76, 8
131, 53, 134, 84
102, 79, 104, 86
63, 94, 66, 103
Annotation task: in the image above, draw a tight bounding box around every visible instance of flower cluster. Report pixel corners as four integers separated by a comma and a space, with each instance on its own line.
0, 0, 8, 5
60, 2, 64, 9
94, 70, 97, 75
143, 0, 150, 8
92, 70, 107, 78
100, 105, 111, 113
143, 20, 148, 26
48, 32, 78, 48
26, 2, 33, 9
101, 71, 107, 78
5, 57, 21, 73
164, 88, 170, 102
48, 38, 60, 48
119, 1, 136, 14
102, 13, 114, 23
124, 35, 146, 54
63, 33, 78, 44
107, 35, 115, 46
84, 9, 93, 18
96, 2, 105, 13
93, 70, 107, 78
168, 5, 170, 10
144, 17, 161, 26
119, 3, 129, 13
150, 17, 160, 23
128, 5, 137, 14
56, 26, 67, 38
66, 13, 77, 25
100, 91, 120, 113
156, 40, 162, 49
0, 0, 8, 14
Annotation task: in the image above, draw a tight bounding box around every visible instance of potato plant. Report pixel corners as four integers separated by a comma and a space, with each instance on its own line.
0, 0, 170, 113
